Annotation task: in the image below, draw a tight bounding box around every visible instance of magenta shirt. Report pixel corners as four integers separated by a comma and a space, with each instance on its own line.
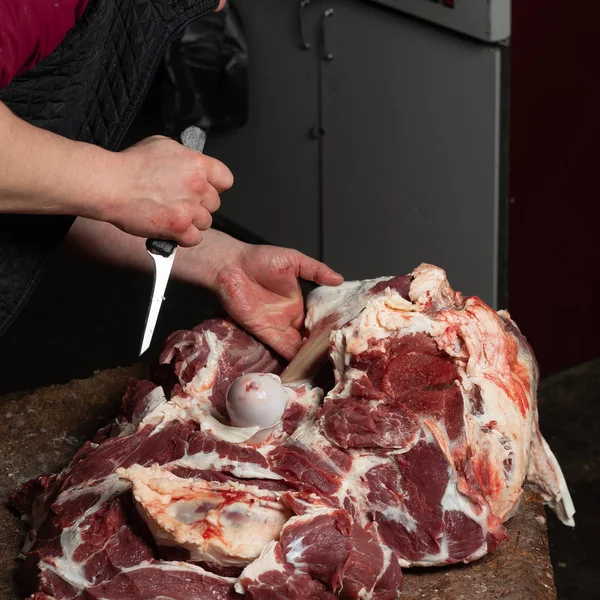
0, 0, 89, 89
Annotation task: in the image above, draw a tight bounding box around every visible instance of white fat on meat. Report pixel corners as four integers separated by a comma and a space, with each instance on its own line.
408, 262, 462, 311
234, 541, 284, 595
117, 464, 291, 567
166, 449, 283, 481
526, 413, 576, 526
181, 330, 224, 407
341, 293, 430, 357
321, 263, 574, 528
436, 297, 571, 523
46, 473, 131, 590
304, 276, 393, 333
199, 416, 261, 444
119, 559, 238, 582
137, 393, 210, 432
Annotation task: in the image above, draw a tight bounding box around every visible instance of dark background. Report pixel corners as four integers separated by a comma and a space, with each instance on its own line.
1, 2, 599, 599
508, 0, 600, 375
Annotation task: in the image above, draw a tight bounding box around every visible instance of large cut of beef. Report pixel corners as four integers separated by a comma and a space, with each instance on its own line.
13, 265, 574, 600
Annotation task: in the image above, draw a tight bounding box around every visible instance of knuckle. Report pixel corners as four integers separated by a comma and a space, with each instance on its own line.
167, 207, 192, 235
191, 175, 208, 194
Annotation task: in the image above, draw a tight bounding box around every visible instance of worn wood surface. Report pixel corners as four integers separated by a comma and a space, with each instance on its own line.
0, 366, 556, 600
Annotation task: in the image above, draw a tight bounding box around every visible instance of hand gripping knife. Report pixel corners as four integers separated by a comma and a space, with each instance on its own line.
139, 126, 207, 355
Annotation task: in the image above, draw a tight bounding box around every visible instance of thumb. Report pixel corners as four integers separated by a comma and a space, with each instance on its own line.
295, 254, 344, 286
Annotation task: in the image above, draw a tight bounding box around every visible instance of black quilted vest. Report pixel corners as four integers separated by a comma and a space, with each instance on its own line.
0, 0, 218, 336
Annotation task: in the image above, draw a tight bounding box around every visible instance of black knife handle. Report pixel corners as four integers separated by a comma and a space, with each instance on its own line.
146, 126, 207, 256
146, 238, 177, 257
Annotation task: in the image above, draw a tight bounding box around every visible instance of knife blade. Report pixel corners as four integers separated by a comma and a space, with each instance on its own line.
139, 126, 207, 355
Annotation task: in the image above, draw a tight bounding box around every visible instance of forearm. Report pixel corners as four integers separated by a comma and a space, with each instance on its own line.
0, 101, 114, 217
64, 218, 247, 291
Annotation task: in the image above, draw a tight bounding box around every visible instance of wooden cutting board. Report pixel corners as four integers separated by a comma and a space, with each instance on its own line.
0, 366, 557, 600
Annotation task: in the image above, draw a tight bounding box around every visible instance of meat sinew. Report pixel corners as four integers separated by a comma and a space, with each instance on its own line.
14, 265, 574, 600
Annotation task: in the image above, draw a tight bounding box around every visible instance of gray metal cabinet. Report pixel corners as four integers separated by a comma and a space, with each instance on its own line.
209, 0, 509, 307
207, 0, 322, 259
320, 0, 508, 306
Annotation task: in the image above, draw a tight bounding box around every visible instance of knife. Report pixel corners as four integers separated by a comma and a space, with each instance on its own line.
139, 126, 207, 356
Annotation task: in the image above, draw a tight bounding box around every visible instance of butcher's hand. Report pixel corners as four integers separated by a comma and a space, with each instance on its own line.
0, 102, 233, 246
202, 233, 344, 360
66, 224, 344, 359
101, 136, 233, 246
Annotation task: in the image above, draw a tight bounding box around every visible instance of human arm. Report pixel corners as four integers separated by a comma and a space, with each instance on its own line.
65, 218, 344, 359
0, 101, 232, 246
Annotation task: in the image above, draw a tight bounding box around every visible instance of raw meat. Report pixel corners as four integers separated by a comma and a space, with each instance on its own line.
13, 267, 574, 600
154, 318, 285, 417
238, 507, 402, 600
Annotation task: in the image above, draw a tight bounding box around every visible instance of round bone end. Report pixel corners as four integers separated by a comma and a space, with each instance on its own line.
226, 373, 288, 430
